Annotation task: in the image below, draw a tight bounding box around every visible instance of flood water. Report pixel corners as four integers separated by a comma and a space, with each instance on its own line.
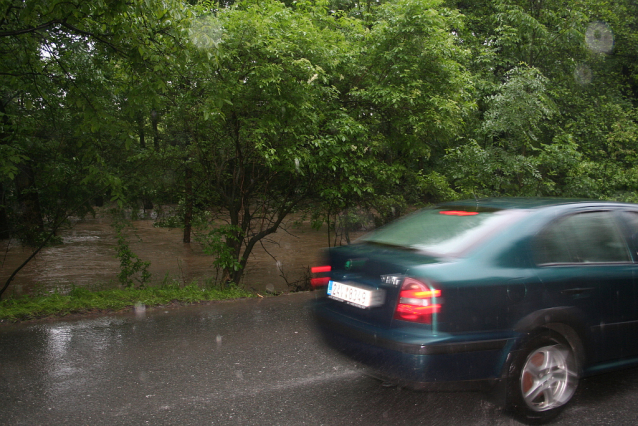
0, 211, 362, 297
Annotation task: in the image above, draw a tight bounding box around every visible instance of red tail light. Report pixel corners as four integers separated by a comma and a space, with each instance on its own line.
394, 277, 441, 324
311, 265, 331, 287
439, 210, 479, 216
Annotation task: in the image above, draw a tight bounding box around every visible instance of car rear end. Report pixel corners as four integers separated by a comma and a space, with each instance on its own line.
310, 204, 530, 389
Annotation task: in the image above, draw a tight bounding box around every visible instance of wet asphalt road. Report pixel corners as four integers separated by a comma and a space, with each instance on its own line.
2, 292, 638, 425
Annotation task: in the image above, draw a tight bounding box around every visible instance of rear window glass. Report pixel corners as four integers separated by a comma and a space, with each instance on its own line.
359, 206, 528, 257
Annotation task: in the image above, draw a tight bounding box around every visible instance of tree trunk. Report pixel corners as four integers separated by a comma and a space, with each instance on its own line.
183, 166, 193, 243
15, 164, 44, 246
137, 113, 146, 149
142, 198, 154, 211
0, 183, 9, 239
151, 110, 160, 151
343, 209, 351, 245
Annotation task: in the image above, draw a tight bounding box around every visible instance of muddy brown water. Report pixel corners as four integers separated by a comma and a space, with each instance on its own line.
0, 213, 363, 297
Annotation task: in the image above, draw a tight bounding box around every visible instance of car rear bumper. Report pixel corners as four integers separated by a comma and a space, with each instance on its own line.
312, 302, 514, 390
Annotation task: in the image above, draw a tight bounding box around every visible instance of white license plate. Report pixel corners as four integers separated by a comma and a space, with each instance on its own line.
327, 281, 385, 308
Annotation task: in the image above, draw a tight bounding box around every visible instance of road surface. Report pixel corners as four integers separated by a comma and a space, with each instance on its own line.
2, 292, 638, 425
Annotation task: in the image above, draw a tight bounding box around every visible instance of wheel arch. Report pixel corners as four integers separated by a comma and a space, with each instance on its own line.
488, 308, 589, 410
512, 307, 589, 374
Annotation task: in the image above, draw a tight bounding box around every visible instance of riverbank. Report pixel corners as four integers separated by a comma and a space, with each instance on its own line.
0, 283, 257, 323
0, 210, 344, 299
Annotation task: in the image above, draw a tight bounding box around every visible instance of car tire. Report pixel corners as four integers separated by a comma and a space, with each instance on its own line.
506, 330, 579, 424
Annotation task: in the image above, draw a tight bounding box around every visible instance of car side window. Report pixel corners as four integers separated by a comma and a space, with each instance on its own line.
535, 211, 631, 264
621, 211, 638, 256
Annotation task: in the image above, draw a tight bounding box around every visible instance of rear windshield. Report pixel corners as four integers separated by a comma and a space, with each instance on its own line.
359, 206, 528, 257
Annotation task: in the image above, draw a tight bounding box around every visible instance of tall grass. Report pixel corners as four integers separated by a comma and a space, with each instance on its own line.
0, 283, 254, 322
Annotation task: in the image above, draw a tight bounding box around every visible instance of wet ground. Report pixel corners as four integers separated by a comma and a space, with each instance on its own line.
0, 211, 354, 297
2, 292, 638, 425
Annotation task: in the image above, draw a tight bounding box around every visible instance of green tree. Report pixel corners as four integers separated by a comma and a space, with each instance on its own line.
447, 0, 637, 199
155, 0, 349, 283
0, 0, 191, 298
322, 0, 475, 220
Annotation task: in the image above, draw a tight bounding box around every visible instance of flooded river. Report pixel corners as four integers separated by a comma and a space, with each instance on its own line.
0, 212, 361, 297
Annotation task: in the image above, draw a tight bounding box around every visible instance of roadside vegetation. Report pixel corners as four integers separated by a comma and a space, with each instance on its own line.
0, 282, 254, 322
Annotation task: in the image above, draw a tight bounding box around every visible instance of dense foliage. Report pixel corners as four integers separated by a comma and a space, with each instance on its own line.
1, 0, 636, 296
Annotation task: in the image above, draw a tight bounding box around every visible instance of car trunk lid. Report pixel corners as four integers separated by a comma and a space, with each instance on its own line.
318, 243, 440, 328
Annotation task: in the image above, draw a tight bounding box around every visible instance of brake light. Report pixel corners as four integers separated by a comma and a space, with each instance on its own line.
394, 277, 441, 324
439, 211, 478, 216
311, 265, 331, 287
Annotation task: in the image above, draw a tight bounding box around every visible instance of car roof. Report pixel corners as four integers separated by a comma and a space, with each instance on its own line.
439, 197, 634, 210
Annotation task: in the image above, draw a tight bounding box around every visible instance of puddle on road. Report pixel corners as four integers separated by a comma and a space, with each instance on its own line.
0, 213, 363, 296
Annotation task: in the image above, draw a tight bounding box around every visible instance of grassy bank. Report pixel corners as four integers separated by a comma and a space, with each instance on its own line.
0, 284, 255, 323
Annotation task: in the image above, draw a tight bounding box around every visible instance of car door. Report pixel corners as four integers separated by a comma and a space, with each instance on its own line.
616, 210, 638, 357
533, 209, 637, 363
